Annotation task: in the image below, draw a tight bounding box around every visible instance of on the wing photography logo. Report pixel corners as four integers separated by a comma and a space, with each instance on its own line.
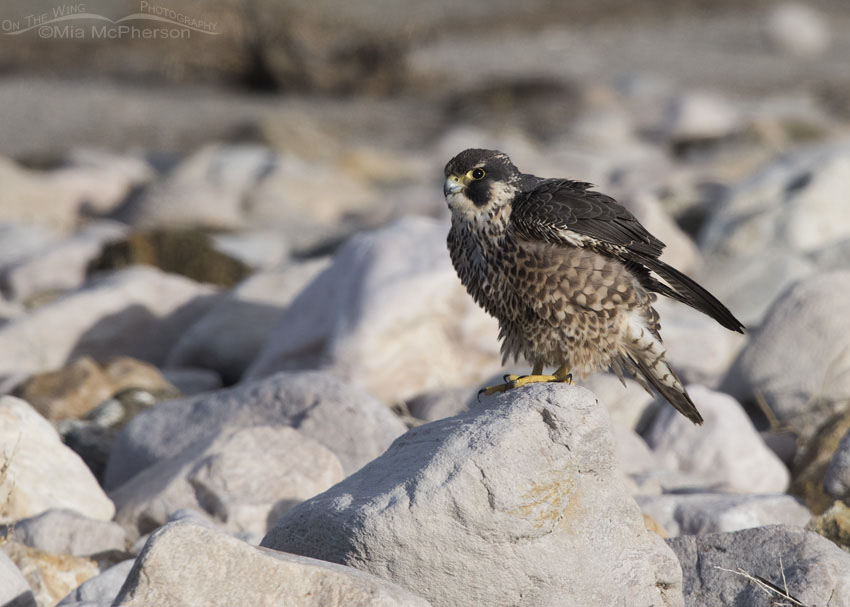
1, 2, 219, 39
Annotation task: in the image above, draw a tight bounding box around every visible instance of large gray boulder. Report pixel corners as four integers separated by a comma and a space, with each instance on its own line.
262, 383, 684, 607
112, 520, 430, 607
244, 217, 502, 403
668, 525, 850, 606
104, 371, 406, 489
724, 271, 850, 437
111, 425, 343, 541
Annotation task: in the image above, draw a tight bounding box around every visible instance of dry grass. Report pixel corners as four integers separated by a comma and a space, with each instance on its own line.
716, 557, 810, 607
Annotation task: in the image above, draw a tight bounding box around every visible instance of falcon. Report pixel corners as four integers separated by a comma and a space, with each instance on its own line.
443, 148, 744, 424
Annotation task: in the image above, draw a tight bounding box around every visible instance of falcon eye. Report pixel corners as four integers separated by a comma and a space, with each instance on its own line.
468, 168, 486, 180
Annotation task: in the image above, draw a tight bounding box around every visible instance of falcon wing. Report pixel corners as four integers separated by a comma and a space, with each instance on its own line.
510, 179, 744, 333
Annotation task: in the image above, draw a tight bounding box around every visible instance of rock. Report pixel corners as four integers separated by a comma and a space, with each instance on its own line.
245, 218, 503, 402
14, 357, 116, 422
0, 396, 114, 523
651, 299, 746, 388
701, 142, 850, 258
612, 425, 659, 477
0, 221, 127, 302
5, 509, 126, 557
789, 410, 850, 515
104, 371, 406, 489
725, 272, 850, 437
47, 148, 155, 216
766, 3, 831, 58
159, 368, 222, 396
262, 384, 684, 607
1, 542, 99, 607
0, 266, 219, 376
668, 525, 850, 606
696, 249, 814, 328
59, 387, 172, 484
57, 559, 134, 607
166, 258, 330, 384
658, 91, 742, 142
807, 501, 850, 551
0, 157, 80, 232
88, 230, 252, 288
825, 426, 850, 499
582, 373, 658, 430
644, 385, 789, 493
0, 550, 35, 607
113, 144, 272, 230
809, 237, 850, 273
636, 493, 811, 536
111, 425, 344, 542
113, 520, 431, 607
209, 230, 289, 270
0, 222, 57, 272
406, 387, 472, 422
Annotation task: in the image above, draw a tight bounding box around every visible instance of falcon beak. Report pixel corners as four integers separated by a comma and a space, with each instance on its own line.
444, 175, 465, 197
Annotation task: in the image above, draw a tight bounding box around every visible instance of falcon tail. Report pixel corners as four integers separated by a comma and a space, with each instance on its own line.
619, 313, 704, 424
640, 256, 744, 334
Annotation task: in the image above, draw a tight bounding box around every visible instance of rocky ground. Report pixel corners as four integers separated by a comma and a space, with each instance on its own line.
2, 1, 850, 606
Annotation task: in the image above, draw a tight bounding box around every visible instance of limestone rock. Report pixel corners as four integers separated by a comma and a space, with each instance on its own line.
111, 425, 344, 541
669, 525, 850, 606
0, 550, 35, 607
57, 559, 134, 607
166, 258, 330, 383
0, 266, 219, 376
262, 383, 684, 607
104, 371, 406, 489
644, 385, 789, 493
725, 272, 850, 437
1, 542, 99, 607
245, 218, 502, 402
6, 509, 126, 557
637, 493, 811, 536
0, 396, 115, 523
112, 521, 431, 607
766, 3, 831, 58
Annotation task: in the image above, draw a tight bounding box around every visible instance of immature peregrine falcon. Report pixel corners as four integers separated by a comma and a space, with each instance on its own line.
444, 148, 743, 424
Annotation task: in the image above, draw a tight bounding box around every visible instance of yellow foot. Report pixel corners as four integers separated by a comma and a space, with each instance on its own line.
479, 368, 573, 399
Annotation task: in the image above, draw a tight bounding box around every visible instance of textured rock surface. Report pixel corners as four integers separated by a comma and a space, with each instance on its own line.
0, 266, 219, 376
245, 218, 502, 402
104, 371, 405, 489
825, 427, 850, 499
7, 509, 126, 557
637, 493, 811, 536
726, 271, 850, 437
113, 521, 431, 607
0, 396, 115, 522
1, 542, 99, 607
668, 525, 850, 606
57, 559, 134, 607
166, 258, 330, 383
644, 385, 789, 493
111, 425, 343, 541
262, 384, 684, 607
0, 549, 35, 607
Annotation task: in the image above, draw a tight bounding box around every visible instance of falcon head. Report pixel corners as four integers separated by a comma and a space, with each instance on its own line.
444, 149, 523, 216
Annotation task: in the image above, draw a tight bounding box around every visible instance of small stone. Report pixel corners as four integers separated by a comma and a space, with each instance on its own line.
766, 3, 831, 58
0, 396, 115, 523
104, 371, 406, 489
668, 525, 850, 606
14, 357, 116, 422
112, 521, 431, 606
644, 386, 789, 494
111, 425, 344, 541
57, 559, 134, 607
1, 542, 99, 607
637, 493, 811, 536
6, 509, 126, 557
0, 550, 35, 607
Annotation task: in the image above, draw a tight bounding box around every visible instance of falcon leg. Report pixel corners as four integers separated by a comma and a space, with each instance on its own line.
479, 363, 570, 397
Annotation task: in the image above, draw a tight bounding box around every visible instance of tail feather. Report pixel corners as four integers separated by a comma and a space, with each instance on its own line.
623, 313, 703, 424
640, 255, 744, 334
